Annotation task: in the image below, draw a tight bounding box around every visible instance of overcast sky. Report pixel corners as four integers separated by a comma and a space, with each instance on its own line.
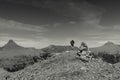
0, 0, 120, 48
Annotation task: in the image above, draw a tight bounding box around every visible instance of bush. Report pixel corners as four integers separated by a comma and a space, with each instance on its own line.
40, 52, 52, 60
0, 52, 52, 72
3, 62, 26, 72
92, 52, 120, 64
0, 56, 33, 72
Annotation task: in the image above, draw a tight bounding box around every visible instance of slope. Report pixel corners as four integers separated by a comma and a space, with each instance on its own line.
90, 42, 120, 55
0, 51, 120, 80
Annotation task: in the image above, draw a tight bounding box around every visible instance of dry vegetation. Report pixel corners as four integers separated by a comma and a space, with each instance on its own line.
0, 51, 51, 72
0, 51, 120, 80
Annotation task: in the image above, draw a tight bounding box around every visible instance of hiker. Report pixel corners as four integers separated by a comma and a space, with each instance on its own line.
70, 40, 75, 48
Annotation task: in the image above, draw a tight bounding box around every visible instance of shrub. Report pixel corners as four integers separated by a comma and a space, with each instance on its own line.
0, 51, 53, 72
92, 52, 120, 64
40, 52, 52, 60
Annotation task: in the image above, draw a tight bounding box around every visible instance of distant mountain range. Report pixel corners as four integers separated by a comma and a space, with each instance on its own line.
0, 40, 120, 57
41, 41, 120, 55
0, 40, 76, 58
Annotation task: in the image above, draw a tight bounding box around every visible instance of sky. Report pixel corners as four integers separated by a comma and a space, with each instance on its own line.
0, 0, 120, 48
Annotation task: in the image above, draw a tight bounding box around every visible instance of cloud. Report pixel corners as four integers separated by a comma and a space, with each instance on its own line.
41, 1, 104, 24
113, 25, 120, 30
0, 0, 105, 23
0, 18, 48, 42
0, 18, 47, 32
40, 1, 106, 39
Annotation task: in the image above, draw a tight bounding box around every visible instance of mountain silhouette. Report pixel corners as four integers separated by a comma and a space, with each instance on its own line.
90, 41, 120, 54
0, 40, 45, 58
1, 40, 24, 50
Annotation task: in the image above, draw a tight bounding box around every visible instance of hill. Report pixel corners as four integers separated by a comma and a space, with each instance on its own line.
0, 40, 44, 57
90, 42, 120, 55
41, 45, 79, 53
0, 51, 120, 80
1, 40, 24, 50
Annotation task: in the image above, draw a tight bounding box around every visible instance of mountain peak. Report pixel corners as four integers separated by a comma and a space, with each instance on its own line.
2, 40, 23, 50
8, 39, 16, 44
6, 40, 18, 46
104, 41, 115, 46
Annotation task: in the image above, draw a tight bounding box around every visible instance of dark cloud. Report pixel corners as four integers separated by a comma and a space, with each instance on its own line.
0, 0, 104, 26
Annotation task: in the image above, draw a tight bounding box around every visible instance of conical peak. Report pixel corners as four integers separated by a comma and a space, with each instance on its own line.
8, 40, 15, 43
2, 40, 23, 50
7, 40, 17, 45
